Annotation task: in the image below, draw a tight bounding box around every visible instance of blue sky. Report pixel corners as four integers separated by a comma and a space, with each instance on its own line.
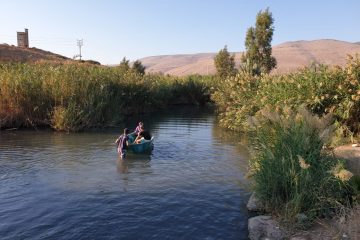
1, 0, 359, 64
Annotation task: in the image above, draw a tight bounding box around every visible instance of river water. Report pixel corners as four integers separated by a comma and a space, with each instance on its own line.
0, 107, 250, 240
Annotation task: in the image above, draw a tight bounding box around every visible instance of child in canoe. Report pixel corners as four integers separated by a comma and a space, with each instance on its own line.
134, 122, 144, 135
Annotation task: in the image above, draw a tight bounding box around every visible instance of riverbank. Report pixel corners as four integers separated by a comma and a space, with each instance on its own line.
247, 143, 360, 239
247, 204, 360, 239
210, 55, 360, 238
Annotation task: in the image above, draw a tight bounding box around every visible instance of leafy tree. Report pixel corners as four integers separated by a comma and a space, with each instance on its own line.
119, 57, 130, 72
132, 60, 146, 75
241, 8, 277, 76
214, 45, 237, 79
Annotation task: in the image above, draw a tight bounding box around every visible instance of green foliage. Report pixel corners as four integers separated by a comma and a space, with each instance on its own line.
80, 59, 101, 65
119, 57, 130, 72
213, 55, 360, 136
211, 72, 260, 130
132, 60, 146, 75
211, 53, 360, 223
249, 107, 354, 222
349, 175, 360, 196
241, 8, 277, 76
214, 45, 237, 79
0, 62, 213, 131
169, 75, 212, 105
211, 55, 360, 223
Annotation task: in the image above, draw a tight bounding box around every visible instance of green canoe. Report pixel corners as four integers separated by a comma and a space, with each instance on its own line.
127, 133, 154, 153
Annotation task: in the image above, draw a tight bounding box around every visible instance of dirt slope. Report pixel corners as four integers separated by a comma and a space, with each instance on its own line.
0, 44, 69, 62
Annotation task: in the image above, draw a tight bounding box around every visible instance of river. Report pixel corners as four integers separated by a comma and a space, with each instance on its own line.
0, 107, 250, 240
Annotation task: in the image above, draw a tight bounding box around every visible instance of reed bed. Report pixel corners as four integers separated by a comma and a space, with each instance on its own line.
0, 62, 213, 131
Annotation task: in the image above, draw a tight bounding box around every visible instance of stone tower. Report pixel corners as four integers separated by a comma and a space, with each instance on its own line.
17, 28, 29, 48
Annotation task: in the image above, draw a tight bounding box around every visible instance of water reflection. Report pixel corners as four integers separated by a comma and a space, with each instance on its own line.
211, 124, 250, 181
116, 155, 152, 174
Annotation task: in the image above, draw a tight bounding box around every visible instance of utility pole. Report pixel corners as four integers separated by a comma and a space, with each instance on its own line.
76, 39, 83, 60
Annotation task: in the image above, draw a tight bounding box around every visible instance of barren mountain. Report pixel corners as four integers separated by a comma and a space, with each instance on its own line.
140, 39, 360, 76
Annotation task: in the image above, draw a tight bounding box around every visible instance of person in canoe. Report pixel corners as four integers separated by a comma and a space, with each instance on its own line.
134, 129, 152, 144
115, 128, 130, 158
134, 122, 144, 135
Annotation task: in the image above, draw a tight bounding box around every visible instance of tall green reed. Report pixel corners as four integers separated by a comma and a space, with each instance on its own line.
0, 62, 213, 131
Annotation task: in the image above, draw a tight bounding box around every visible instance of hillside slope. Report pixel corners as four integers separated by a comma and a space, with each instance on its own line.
140, 39, 360, 76
1, 40, 359, 74
0, 44, 69, 62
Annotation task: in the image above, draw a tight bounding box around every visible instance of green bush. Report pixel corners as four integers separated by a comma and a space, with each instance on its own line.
248, 107, 355, 222
211, 72, 260, 130
213, 55, 360, 136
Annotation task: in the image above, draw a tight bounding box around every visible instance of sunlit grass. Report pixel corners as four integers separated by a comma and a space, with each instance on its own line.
213, 55, 360, 137
0, 62, 214, 131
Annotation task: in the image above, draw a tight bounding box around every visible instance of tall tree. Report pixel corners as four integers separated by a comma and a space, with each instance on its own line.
119, 57, 130, 72
241, 8, 277, 76
214, 45, 236, 79
132, 60, 146, 75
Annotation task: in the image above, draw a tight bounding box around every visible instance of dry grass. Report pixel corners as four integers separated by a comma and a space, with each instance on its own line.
342, 204, 360, 239
291, 205, 360, 239
277, 205, 357, 239
0, 44, 69, 62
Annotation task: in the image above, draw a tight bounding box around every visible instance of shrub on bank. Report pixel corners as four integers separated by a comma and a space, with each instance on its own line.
248, 107, 355, 222
211, 72, 260, 131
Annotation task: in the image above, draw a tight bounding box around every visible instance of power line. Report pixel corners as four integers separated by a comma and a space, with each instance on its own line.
76, 39, 83, 60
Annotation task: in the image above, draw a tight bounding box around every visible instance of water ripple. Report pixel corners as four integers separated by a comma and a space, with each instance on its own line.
0, 107, 249, 240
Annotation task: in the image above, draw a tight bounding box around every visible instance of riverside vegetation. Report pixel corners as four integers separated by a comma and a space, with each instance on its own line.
1, 7, 358, 235
212, 55, 360, 227
1, 57, 359, 230
0, 62, 213, 131
211, 7, 360, 229
212, 55, 360, 136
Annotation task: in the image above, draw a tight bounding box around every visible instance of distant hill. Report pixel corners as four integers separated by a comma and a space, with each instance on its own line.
140, 39, 360, 76
0, 44, 69, 62
2, 40, 360, 74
